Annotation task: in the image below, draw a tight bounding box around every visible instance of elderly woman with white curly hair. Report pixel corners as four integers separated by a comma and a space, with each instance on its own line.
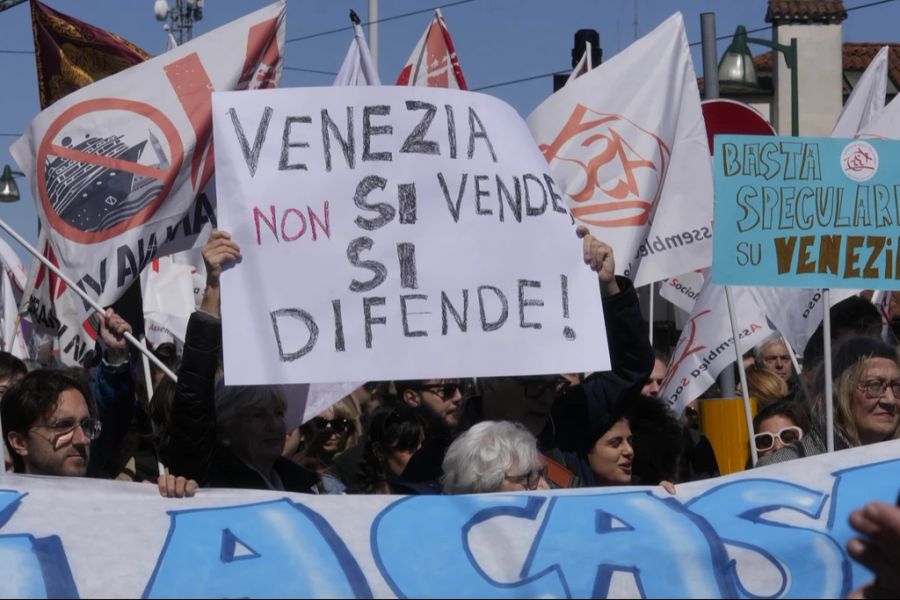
441, 420, 550, 494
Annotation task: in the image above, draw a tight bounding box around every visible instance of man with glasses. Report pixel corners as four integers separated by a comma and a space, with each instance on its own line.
3, 369, 98, 477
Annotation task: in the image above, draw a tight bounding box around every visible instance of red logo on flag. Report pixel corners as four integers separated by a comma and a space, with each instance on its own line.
37, 98, 184, 244
540, 105, 670, 228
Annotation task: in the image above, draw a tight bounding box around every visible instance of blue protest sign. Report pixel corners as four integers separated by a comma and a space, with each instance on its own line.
713, 135, 900, 289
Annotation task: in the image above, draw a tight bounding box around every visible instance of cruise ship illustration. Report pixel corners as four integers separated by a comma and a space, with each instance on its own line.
44, 130, 170, 233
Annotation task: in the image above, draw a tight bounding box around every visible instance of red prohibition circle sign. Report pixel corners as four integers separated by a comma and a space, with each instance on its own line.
37, 98, 184, 244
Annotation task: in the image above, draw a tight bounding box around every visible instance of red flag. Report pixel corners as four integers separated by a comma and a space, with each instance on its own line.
396, 9, 467, 89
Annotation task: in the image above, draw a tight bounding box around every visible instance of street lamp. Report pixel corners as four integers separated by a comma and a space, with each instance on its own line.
153, 0, 204, 45
718, 25, 799, 136
0, 165, 24, 203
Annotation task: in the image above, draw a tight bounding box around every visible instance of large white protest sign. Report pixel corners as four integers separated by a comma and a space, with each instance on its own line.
10, 1, 284, 365
527, 13, 714, 288
0, 441, 896, 598
213, 86, 610, 385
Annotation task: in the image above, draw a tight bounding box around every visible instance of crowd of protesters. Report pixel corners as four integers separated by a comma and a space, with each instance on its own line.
0, 227, 898, 597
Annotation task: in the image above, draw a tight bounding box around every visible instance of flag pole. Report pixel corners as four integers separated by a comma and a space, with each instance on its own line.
725, 286, 758, 466
0, 218, 177, 383
823, 288, 834, 452
784, 336, 802, 375
140, 335, 168, 477
648, 282, 655, 346
0, 412, 6, 480
7, 314, 21, 355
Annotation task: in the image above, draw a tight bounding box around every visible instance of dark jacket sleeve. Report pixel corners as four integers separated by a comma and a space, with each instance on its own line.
552, 276, 655, 453
583, 276, 655, 419
88, 359, 137, 477
162, 311, 222, 485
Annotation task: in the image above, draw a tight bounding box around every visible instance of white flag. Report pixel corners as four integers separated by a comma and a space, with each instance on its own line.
658, 269, 705, 314
832, 46, 888, 138
659, 275, 775, 416
395, 9, 467, 89
748, 287, 858, 360
527, 13, 714, 287
857, 83, 900, 139
0, 238, 29, 358
141, 250, 205, 344
334, 21, 380, 86
11, 1, 285, 365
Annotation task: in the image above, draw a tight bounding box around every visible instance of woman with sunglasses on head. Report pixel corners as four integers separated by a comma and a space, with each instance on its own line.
757, 336, 900, 466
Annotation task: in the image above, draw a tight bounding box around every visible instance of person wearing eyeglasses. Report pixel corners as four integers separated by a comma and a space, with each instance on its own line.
757, 336, 900, 466
751, 400, 810, 459
2, 369, 99, 478
389, 379, 468, 489
441, 420, 550, 494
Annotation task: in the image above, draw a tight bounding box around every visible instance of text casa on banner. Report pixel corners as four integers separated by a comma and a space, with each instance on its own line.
10, 1, 286, 364
213, 86, 610, 385
527, 12, 714, 288
0, 442, 896, 598
713, 135, 900, 290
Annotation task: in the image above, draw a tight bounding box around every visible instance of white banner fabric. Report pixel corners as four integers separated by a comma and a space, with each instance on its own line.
10, 1, 285, 364
214, 86, 610, 384
0, 441, 895, 598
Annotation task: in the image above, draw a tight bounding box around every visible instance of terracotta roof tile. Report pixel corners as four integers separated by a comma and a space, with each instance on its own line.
753, 42, 900, 87
700, 42, 898, 95
766, 0, 848, 24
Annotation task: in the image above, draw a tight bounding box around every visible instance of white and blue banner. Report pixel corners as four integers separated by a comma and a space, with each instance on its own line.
713, 135, 900, 290
0, 440, 897, 598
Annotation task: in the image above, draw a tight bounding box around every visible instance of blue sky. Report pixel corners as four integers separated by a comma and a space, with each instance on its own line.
1, 0, 897, 263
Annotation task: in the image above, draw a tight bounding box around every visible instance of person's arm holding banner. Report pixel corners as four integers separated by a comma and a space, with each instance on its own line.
87, 308, 138, 478
162, 231, 240, 485
552, 227, 654, 455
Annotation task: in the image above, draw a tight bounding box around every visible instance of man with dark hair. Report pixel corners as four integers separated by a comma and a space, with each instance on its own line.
2, 369, 98, 476
0, 351, 28, 401
390, 379, 466, 489
396, 379, 465, 433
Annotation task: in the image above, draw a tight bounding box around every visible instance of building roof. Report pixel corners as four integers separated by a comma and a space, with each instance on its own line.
755, 42, 900, 88
766, 1, 848, 24
699, 42, 898, 96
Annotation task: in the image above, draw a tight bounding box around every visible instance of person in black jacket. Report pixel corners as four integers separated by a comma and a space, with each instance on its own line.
399, 226, 655, 490
161, 230, 318, 493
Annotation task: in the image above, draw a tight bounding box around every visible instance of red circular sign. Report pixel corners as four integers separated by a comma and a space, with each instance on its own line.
37, 98, 184, 244
702, 99, 776, 156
